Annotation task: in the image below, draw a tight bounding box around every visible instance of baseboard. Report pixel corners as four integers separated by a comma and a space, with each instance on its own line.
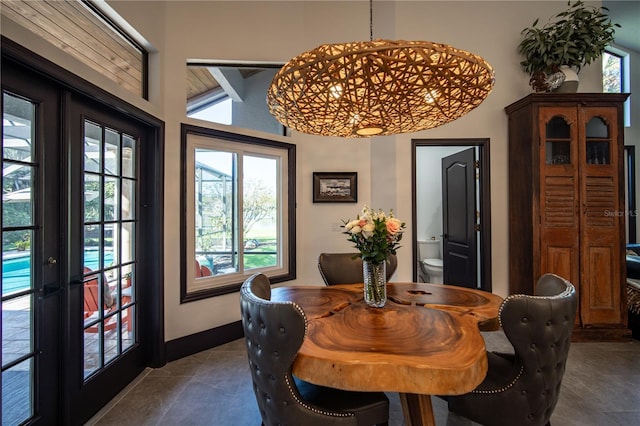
165, 320, 243, 362
571, 326, 632, 342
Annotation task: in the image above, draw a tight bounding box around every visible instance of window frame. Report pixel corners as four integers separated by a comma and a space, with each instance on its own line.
603, 49, 630, 127
180, 124, 296, 302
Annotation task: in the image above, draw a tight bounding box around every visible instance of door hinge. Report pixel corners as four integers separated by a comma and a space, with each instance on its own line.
474, 160, 480, 169
475, 223, 481, 232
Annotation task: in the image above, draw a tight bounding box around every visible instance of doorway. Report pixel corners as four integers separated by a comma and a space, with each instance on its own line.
2, 42, 164, 425
411, 139, 492, 292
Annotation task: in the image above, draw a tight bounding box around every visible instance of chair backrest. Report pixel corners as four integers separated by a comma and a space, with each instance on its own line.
195, 259, 211, 277
317, 253, 398, 285
83, 277, 101, 314
499, 272, 578, 425
200, 264, 212, 276
83, 267, 114, 310
239, 273, 356, 425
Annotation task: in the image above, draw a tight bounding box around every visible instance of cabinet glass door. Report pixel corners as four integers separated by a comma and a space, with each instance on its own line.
545, 116, 571, 164
585, 117, 610, 165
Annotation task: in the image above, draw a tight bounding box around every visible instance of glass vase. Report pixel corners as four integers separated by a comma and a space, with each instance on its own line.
363, 260, 387, 308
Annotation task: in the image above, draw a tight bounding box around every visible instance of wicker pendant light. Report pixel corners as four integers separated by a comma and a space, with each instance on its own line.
267, 1, 495, 138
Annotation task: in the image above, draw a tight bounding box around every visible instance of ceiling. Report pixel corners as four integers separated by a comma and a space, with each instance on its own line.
186, 2, 639, 105
186, 66, 266, 109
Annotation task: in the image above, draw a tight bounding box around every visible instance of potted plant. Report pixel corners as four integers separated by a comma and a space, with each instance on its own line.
518, 1, 619, 92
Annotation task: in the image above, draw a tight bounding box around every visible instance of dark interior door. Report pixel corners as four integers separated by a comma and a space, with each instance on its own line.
442, 148, 478, 288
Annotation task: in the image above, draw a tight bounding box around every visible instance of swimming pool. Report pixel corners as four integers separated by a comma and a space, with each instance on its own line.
2, 250, 113, 296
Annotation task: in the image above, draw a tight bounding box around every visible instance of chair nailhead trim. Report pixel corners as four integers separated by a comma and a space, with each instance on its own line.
497, 279, 574, 329
284, 375, 353, 418
242, 283, 353, 419
471, 364, 525, 394
284, 304, 351, 417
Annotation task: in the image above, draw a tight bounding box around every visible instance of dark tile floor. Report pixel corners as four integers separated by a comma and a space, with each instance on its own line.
88, 332, 640, 426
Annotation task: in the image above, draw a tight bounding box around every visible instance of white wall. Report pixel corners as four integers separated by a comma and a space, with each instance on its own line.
3, 1, 636, 342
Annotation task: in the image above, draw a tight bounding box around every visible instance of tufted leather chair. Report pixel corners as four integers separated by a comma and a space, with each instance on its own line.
447, 273, 578, 426
317, 253, 398, 286
240, 273, 389, 426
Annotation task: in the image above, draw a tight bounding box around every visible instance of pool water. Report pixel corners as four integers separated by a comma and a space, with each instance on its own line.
2, 250, 113, 296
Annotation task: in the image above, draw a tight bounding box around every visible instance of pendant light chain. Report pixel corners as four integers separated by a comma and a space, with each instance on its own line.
369, 0, 373, 42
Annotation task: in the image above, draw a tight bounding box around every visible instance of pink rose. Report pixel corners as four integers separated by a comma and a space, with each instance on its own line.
386, 218, 403, 235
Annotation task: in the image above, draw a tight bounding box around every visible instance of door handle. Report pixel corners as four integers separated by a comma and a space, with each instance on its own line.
40, 283, 62, 299
69, 275, 85, 287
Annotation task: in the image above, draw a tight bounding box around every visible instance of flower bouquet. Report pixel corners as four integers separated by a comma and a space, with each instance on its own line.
343, 206, 406, 307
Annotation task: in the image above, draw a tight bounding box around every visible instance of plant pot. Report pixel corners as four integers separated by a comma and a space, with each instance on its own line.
554, 65, 579, 93
529, 71, 565, 92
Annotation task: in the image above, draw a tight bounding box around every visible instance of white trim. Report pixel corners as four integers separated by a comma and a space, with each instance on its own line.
185, 133, 289, 294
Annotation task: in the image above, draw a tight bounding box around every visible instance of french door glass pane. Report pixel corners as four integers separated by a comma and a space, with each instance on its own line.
82, 120, 137, 380
84, 121, 102, 173
2, 93, 35, 161
84, 173, 101, 222
104, 176, 119, 221
2, 358, 33, 425
2, 230, 32, 296
122, 137, 135, 178
104, 223, 118, 266
122, 178, 135, 220
104, 128, 120, 176
122, 222, 135, 265
1, 295, 33, 366
2, 164, 34, 227
2, 93, 37, 425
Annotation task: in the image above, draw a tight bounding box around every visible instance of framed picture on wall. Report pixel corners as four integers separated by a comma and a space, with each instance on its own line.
313, 172, 357, 203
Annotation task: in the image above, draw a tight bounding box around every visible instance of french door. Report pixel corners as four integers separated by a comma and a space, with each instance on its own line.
2, 53, 163, 425
1, 61, 61, 426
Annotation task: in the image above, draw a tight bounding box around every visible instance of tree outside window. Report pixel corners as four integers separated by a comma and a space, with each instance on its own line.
603, 51, 622, 93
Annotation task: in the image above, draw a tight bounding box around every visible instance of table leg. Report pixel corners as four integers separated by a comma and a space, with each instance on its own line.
399, 393, 435, 426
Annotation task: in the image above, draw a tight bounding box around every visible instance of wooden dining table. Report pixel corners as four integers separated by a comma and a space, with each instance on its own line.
271, 282, 503, 426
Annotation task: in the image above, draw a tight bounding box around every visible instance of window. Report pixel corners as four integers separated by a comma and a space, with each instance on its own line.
603, 50, 630, 126
180, 125, 295, 301
603, 51, 623, 93
189, 98, 232, 125
186, 64, 286, 136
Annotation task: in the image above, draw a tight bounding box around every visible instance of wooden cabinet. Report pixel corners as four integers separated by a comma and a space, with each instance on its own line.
505, 93, 630, 341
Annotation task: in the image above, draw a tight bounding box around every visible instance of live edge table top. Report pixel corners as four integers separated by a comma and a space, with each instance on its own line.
270, 282, 504, 396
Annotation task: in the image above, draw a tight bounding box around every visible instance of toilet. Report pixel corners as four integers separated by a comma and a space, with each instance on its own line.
418, 238, 444, 284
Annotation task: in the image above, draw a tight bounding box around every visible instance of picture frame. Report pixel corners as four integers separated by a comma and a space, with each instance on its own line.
313, 172, 357, 203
